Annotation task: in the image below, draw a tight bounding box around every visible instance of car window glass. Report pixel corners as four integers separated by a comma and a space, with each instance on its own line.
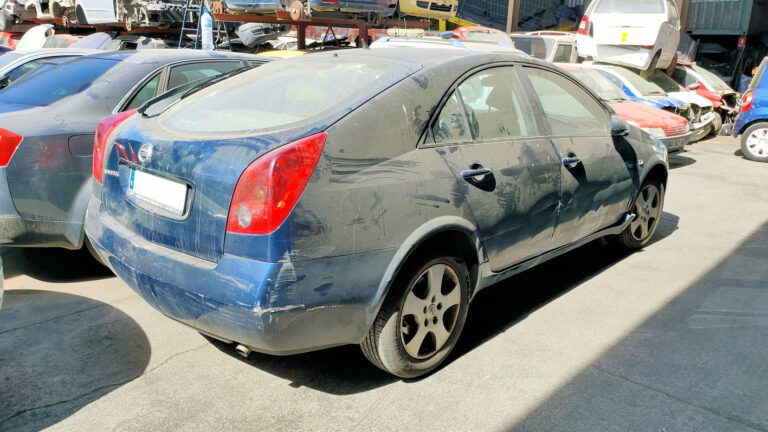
509, 37, 548, 60
604, 66, 666, 96
455, 67, 539, 140
124, 73, 162, 111
5, 55, 79, 83
525, 67, 610, 136
167, 61, 242, 90
433, 92, 471, 143
648, 70, 682, 92
672, 67, 698, 87
569, 69, 629, 102
692, 64, 733, 91
552, 44, 573, 63
748, 59, 766, 92
0, 58, 119, 107
594, 0, 664, 13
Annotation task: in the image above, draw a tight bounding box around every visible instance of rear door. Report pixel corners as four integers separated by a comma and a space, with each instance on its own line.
590, 0, 667, 46
521, 66, 633, 245
431, 65, 561, 271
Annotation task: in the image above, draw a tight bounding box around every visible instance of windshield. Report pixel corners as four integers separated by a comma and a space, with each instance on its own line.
509, 36, 553, 60
594, 0, 664, 13
605, 65, 666, 96
0, 57, 119, 106
161, 57, 413, 134
570, 69, 629, 102
648, 70, 683, 92
747, 58, 766, 92
0, 52, 24, 69
691, 64, 732, 91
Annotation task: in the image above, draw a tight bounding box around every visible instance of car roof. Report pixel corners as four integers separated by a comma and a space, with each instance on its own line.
10, 48, 102, 57
81, 49, 268, 64
322, 46, 534, 68
370, 36, 524, 53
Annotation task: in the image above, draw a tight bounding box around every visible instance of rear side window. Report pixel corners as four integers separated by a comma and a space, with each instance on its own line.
433, 92, 471, 143
167, 61, 242, 90
748, 59, 767, 92
162, 57, 413, 133
594, 0, 664, 14
524, 67, 610, 136
124, 73, 162, 110
509, 37, 547, 60
552, 44, 573, 63
0, 58, 118, 107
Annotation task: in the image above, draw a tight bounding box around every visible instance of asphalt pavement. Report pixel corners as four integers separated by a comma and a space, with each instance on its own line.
2, 135, 768, 431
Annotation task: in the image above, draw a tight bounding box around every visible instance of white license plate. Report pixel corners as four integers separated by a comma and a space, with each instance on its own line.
127, 168, 187, 215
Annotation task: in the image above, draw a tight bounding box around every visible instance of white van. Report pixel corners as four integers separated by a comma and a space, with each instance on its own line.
576, 0, 680, 72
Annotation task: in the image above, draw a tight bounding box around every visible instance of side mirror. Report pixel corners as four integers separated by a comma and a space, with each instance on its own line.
611, 114, 630, 136
686, 83, 700, 90
0, 76, 9, 90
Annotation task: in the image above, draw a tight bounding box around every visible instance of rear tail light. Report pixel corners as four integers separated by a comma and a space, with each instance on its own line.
577, 15, 589, 35
321, 0, 338, 3
0, 128, 22, 167
92, 109, 137, 184
741, 91, 754, 112
226, 132, 326, 235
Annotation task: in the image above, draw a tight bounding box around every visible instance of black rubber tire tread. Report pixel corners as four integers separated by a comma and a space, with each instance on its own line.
612, 179, 665, 250
740, 122, 768, 162
710, 112, 723, 136
361, 253, 470, 378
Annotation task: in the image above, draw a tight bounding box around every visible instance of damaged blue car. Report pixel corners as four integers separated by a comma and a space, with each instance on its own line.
85, 48, 669, 378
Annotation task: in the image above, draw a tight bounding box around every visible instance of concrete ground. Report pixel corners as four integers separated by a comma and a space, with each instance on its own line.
2, 135, 768, 431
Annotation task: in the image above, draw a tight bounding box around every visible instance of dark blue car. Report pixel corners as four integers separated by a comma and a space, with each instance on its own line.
734, 56, 768, 162
86, 48, 669, 378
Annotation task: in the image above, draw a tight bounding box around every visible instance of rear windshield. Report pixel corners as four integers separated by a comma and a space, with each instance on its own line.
161, 57, 414, 134
569, 69, 629, 102
648, 70, 683, 92
0, 57, 119, 106
604, 65, 666, 96
692, 64, 733, 92
594, 0, 664, 14
509, 36, 553, 60
747, 58, 767, 92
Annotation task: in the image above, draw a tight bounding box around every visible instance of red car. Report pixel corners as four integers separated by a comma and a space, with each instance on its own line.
562, 64, 691, 152
451, 26, 513, 45
672, 62, 740, 129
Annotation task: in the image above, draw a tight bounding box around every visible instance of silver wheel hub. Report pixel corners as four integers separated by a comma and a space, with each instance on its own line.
629, 184, 662, 242
400, 264, 461, 359
746, 128, 768, 157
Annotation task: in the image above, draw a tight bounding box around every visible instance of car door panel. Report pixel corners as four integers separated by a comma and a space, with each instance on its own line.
430, 66, 561, 271
522, 66, 633, 246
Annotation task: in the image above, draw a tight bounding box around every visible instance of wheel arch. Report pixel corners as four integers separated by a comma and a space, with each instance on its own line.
736, 118, 768, 137
641, 161, 668, 189
365, 216, 482, 333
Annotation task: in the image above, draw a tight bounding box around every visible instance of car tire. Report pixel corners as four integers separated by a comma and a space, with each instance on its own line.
361, 254, 470, 378
612, 179, 665, 250
641, 51, 662, 78
740, 122, 768, 162
710, 112, 723, 136
0, 11, 11, 32
665, 53, 678, 76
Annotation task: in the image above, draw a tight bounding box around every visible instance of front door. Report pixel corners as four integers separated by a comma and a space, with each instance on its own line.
521, 66, 634, 246
430, 66, 561, 271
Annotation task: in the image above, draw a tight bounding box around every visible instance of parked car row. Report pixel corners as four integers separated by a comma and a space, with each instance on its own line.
0, 43, 670, 378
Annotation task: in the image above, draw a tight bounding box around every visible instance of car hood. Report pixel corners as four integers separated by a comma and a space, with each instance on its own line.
610, 101, 687, 129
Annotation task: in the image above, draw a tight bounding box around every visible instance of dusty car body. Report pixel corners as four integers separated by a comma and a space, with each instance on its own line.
86, 48, 669, 378
224, 0, 396, 20
577, 0, 680, 71
0, 50, 269, 249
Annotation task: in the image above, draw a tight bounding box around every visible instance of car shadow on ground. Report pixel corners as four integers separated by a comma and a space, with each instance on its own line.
0, 290, 151, 431
0, 247, 114, 282
210, 212, 680, 393
505, 220, 768, 431
669, 153, 697, 169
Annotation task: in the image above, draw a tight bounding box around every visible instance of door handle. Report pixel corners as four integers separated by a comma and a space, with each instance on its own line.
561, 156, 582, 169
461, 167, 492, 179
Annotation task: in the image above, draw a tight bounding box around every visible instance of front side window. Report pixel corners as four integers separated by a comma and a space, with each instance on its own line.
525, 67, 610, 136
672, 66, 698, 87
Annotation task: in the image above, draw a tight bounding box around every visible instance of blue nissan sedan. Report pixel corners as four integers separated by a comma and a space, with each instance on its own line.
86, 48, 669, 378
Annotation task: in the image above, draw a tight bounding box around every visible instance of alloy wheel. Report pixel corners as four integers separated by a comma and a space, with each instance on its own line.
630, 184, 662, 242
400, 264, 461, 359
745, 128, 768, 158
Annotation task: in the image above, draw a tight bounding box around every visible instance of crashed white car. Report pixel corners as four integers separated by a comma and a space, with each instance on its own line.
0, 0, 35, 32
576, 0, 681, 72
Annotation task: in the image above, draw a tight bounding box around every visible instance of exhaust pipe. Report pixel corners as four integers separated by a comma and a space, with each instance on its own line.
235, 344, 252, 358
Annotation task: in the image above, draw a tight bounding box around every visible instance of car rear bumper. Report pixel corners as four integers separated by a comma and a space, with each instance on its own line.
85, 196, 396, 355
660, 132, 691, 153
0, 168, 80, 249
